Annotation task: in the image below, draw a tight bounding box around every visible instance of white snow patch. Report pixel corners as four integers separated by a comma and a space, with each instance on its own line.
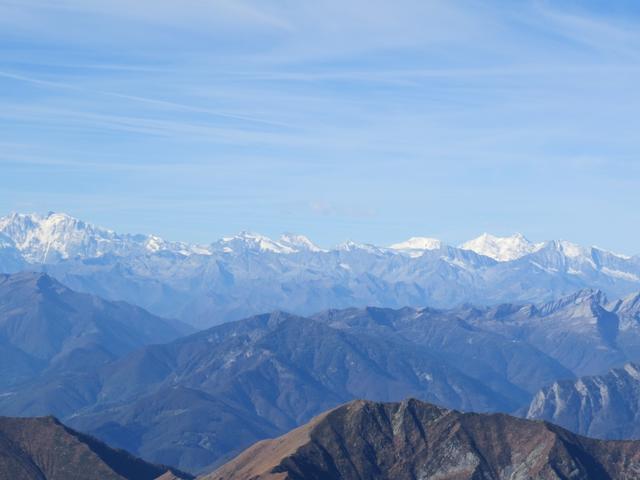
217, 232, 296, 254
389, 237, 442, 256
624, 364, 640, 380
279, 233, 325, 252
460, 233, 544, 262
602, 267, 640, 282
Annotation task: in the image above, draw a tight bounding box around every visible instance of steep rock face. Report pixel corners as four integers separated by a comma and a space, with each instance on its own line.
0, 416, 192, 480
526, 363, 640, 440
464, 289, 626, 376
207, 399, 640, 480
0, 212, 205, 263
0, 233, 25, 273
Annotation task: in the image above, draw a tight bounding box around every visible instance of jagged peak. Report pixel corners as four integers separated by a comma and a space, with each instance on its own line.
614, 291, 640, 314
0, 211, 210, 260
336, 240, 386, 254
279, 233, 326, 252
538, 288, 608, 316
553, 240, 591, 258
216, 231, 297, 254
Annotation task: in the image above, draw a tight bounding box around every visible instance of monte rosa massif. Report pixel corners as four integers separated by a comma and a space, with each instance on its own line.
0, 212, 638, 327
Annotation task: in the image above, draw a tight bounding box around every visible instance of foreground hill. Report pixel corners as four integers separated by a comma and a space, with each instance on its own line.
0, 415, 192, 480
2, 212, 640, 326
208, 399, 640, 480
0, 271, 190, 389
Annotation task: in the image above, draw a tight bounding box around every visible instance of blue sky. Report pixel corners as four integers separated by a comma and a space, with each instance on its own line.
1, 0, 639, 252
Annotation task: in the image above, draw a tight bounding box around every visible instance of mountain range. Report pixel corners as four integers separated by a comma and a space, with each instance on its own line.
1, 212, 639, 327
209, 398, 640, 480
4, 213, 640, 475
7, 399, 640, 480
4, 270, 640, 472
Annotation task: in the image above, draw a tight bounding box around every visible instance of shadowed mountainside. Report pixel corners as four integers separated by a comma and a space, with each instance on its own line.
0, 271, 191, 389
0, 415, 192, 480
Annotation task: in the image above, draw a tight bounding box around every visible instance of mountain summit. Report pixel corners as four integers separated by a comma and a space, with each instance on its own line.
208, 398, 640, 480
0, 212, 205, 262
389, 236, 443, 256
459, 232, 545, 261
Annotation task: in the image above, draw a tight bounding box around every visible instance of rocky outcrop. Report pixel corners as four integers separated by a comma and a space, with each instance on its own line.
526, 362, 640, 439
208, 399, 640, 480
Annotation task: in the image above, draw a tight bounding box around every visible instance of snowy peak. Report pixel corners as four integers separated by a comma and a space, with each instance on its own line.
389, 237, 443, 257
214, 232, 297, 254
279, 233, 325, 252
0, 210, 637, 300
197, 231, 326, 255
0, 211, 206, 262
0, 212, 121, 262
554, 240, 591, 259
143, 234, 210, 256
336, 240, 387, 255
460, 233, 544, 262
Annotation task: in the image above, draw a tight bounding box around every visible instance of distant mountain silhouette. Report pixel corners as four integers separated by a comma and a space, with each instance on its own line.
0, 271, 190, 390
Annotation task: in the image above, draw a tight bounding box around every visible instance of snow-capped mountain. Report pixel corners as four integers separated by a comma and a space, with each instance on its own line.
279, 233, 326, 252
212, 231, 296, 254
0, 212, 206, 262
460, 232, 544, 261
389, 236, 443, 257
0, 211, 639, 326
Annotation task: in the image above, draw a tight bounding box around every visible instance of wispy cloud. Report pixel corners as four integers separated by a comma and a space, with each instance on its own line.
1, 0, 639, 250
0, 70, 293, 129
533, 3, 640, 59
